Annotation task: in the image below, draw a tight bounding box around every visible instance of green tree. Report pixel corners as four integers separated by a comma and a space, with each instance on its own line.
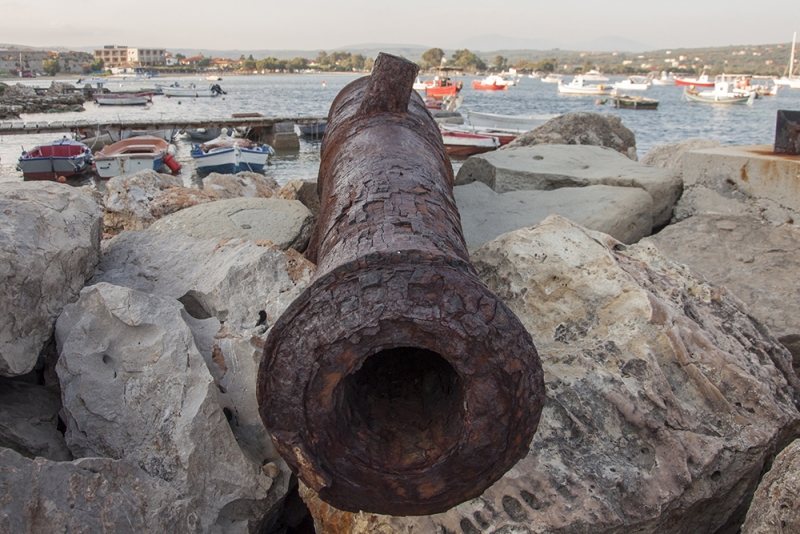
42, 59, 60, 76
288, 57, 308, 71
451, 49, 486, 72
534, 58, 557, 72
90, 58, 104, 72
175, 53, 185, 61
492, 55, 507, 71
242, 59, 257, 71
197, 57, 211, 68
420, 48, 445, 70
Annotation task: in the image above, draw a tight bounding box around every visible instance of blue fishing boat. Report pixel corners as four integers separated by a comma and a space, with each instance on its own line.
190, 136, 274, 174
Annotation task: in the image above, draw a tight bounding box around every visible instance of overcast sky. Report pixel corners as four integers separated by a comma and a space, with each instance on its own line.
1, 0, 796, 51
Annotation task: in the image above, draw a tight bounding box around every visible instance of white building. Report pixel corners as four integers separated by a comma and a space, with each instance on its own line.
94, 45, 167, 67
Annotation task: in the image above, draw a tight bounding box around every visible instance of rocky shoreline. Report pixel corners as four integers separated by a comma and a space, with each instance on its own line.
2, 112, 800, 533
0, 82, 87, 120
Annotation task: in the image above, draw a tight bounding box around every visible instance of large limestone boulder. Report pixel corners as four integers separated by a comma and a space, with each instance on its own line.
0, 182, 102, 377
278, 178, 320, 219
741, 438, 800, 533
90, 229, 315, 465
0, 448, 187, 532
103, 169, 189, 235
202, 171, 279, 199
455, 181, 653, 249
302, 215, 800, 534
0, 378, 72, 461
503, 111, 638, 160
55, 282, 285, 533
149, 197, 314, 252
645, 214, 800, 368
641, 138, 722, 169
456, 144, 682, 228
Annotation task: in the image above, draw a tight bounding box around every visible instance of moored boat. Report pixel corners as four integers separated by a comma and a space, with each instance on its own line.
466, 110, 556, 133
93, 136, 173, 178
158, 83, 226, 97
16, 137, 93, 181
613, 76, 651, 91
472, 75, 509, 91
441, 124, 517, 146
674, 73, 715, 87
611, 93, 659, 109
651, 71, 676, 86
540, 74, 564, 83
414, 69, 463, 97
92, 92, 154, 106
557, 77, 613, 95
190, 136, 274, 174
683, 75, 756, 105
298, 121, 327, 136
440, 129, 500, 157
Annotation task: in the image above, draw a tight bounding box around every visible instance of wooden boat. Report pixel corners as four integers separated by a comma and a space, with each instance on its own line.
611, 93, 659, 109
440, 130, 500, 157
93, 136, 171, 178
466, 110, 556, 133
472, 75, 509, 91
16, 137, 93, 180
92, 92, 154, 105
683, 76, 756, 105
181, 127, 223, 141
540, 74, 564, 83
158, 83, 226, 97
613, 76, 651, 91
674, 73, 715, 87
557, 77, 613, 95
190, 136, 274, 174
298, 121, 327, 136
441, 124, 517, 146
414, 68, 463, 97
651, 71, 676, 86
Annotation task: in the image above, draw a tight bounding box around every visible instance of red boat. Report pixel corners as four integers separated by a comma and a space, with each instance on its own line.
441, 129, 500, 157
414, 68, 463, 97
472, 75, 509, 91
674, 74, 715, 87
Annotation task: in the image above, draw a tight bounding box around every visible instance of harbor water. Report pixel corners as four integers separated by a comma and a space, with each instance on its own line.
2, 73, 799, 186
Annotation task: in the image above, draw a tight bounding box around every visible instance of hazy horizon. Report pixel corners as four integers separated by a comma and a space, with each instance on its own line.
1, 0, 796, 53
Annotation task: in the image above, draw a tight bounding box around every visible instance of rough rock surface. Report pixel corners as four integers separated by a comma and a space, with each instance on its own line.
503, 111, 638, 160
0, 181, 102, 377
55, 282, 284, 533
202, 171, 279, 199
455, 181, 653, 248
641, 139, 722, 169
741, 438, 800, 533
0, 378, 71, 461
103, 169, 187, 235
278, 178, 320, 219
0, 82, 85, 119
149, 197, 315, 251
645, 214, 800, 369
302, 215, 800, 534
90, 229, 315, 465
0, 448, 187, 533
455, 144, 682, 228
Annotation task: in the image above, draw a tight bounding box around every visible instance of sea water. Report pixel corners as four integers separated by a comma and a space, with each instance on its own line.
1, 73, 799, 186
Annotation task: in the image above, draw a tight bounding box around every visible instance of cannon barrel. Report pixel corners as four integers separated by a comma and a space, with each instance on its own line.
257, 53, 545, 516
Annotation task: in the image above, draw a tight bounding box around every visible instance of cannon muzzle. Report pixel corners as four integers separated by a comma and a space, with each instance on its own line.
257, 53, 545, 516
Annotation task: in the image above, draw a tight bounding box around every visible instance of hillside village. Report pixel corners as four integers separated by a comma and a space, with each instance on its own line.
1, 40, 796, 78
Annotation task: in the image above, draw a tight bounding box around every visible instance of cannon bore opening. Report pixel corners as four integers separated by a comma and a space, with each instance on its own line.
337, 347, 464, 472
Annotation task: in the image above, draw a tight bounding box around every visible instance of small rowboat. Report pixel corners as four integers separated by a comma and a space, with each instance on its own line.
440, 129, 500, 157
16, 137, 93, 181
93, 136, 174, 178
92, 92, 154, 105
191, 136, 274, 174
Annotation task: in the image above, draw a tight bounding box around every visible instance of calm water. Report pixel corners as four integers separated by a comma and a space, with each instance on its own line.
2, 73, 799, 186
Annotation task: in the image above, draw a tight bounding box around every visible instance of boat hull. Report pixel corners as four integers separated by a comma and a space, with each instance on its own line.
557, 84, 613, 95
441, 131, 500, 157
93, 92, 154, 105
675, 78, 715, 87
467, 110, 556, 132
613, 96, 659, 109
472, 81, 507, 91
683, 89, 755, 105
17, 138, 93, 180
191, 145, 273, 174
94, 154, 165, 178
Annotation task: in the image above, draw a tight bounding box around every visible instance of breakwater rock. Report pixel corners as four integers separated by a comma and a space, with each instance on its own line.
0, 82, 86, 119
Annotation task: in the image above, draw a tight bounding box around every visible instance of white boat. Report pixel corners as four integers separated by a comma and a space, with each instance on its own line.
440, 129, 500, 157
206, 75, 222, 81
157, 83, 226, 97
540, 74, 564, 83
683, 75, 756, 105
17, 137, 93, 181
472, 75, 509, 90
93, 136, 172, 178
92, 91, 154, 105
557, 77, 614, 95
651, 71, 676, 86
190, 136, 274, 174
466, 110, 556, 133
581, 69, 609, 82
613, 76, 651, 91
775, 32, 799, 88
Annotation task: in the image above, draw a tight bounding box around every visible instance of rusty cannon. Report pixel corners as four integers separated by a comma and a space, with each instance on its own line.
257, 53, 545, 516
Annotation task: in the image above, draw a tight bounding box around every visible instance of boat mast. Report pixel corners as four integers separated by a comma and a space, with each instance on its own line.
790, 32, 796, 78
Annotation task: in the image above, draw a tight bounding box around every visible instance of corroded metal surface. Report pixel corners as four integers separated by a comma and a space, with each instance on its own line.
257, 53, 545, 516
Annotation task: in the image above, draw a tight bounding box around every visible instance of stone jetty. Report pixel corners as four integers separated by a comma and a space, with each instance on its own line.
0, 82, 86, 119
2, 111, 800, 534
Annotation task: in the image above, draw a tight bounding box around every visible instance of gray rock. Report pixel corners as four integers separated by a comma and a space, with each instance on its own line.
641, 138, 722, 169
0, 181, 102, 377
0, 379, 71, 461
90, 229, 315, 464
149, 197, 314, 252
645, 214, 800, 371
455, 181, 653, 249
55, 282, 284, 533
741, 438, 800, 534
103, 169, 186, 235
456, 144, 682, 228
503, 111, 638, 160
0, 447, 188, 533
302, 215, 800, 534
202, 172, 279, 199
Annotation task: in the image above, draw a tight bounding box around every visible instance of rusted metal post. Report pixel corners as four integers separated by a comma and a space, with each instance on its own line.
257, 53, 545, 516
